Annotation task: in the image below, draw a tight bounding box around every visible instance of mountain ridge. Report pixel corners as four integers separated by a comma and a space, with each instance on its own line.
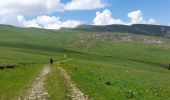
74, 24, 170, 38
1, 24, 170, 38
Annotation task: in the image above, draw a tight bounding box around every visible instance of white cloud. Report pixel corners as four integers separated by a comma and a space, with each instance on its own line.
0, 0, 105, 27
128, 10, 144, 24
93, 9, 158, 25
17, 15, 82, 30
0, 0, 64, 16
93, 9, 124, 25
0, 0, 106, 17
146, 19, 158, 25
17, 16, 41, 28
65, 0, 105, 10
0, 16, 21, 26
62, 20, 83, 28
128, 10, 158, 25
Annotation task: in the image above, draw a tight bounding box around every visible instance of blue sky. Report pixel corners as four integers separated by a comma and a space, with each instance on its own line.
52, 0, 170, 25
0, 0, 169, 29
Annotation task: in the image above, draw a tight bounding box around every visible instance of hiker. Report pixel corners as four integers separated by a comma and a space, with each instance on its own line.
50, 58, 53, 65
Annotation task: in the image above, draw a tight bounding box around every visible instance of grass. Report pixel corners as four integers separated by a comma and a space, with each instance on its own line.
0, 25, 80, 99
0, 64, 43, 100
61, 56, 170, 100
1, 24, 170, 99
46, 64, 71, 100
60, 42, 170, 100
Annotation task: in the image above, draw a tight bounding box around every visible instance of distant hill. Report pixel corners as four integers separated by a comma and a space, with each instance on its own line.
1, 24, 170, 38
75, 24, 170, 38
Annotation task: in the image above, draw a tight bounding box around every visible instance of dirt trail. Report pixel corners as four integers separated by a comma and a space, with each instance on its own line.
58, 66, 88, 100
19, 66, 51, 100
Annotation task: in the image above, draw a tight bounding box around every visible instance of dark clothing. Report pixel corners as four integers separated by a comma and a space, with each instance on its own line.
50, 59, 53, 65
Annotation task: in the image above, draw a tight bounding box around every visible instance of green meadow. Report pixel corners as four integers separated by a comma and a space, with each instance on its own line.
0, 24, 170, 99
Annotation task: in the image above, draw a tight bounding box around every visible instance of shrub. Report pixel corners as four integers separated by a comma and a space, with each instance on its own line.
126, 89, 136, 98
104, 80, 111, 86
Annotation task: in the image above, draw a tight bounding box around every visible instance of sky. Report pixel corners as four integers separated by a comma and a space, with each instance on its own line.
0, 0, 170, 30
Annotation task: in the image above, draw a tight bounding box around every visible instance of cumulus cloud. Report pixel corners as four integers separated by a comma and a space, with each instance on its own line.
0, 0, 106, 17
17, 16, 41, 28
128, 10, 144, 24
0, 0, 105, 27
93, 9, 158, 25
0, 16, 21, 26
65, 0, 105, 10
128, 10, 158, 25
93, 9, 124, 25
0, 0, 64, 16
17, 15, 82, 30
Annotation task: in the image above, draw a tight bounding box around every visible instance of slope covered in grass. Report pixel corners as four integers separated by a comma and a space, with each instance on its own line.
0, 25, 82, 64
60, 42, 170, 99
0, 24, 170, 99
0, 64, 42, 99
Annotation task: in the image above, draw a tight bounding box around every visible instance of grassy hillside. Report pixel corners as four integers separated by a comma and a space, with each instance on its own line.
61, 42, 170, 99
0, 64, 43, 99
0, 25, 81, 64
0, 24, 170, 99
75, 24, 170, 38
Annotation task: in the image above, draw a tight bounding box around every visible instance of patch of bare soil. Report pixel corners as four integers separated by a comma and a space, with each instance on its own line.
58, 66, 88, 100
